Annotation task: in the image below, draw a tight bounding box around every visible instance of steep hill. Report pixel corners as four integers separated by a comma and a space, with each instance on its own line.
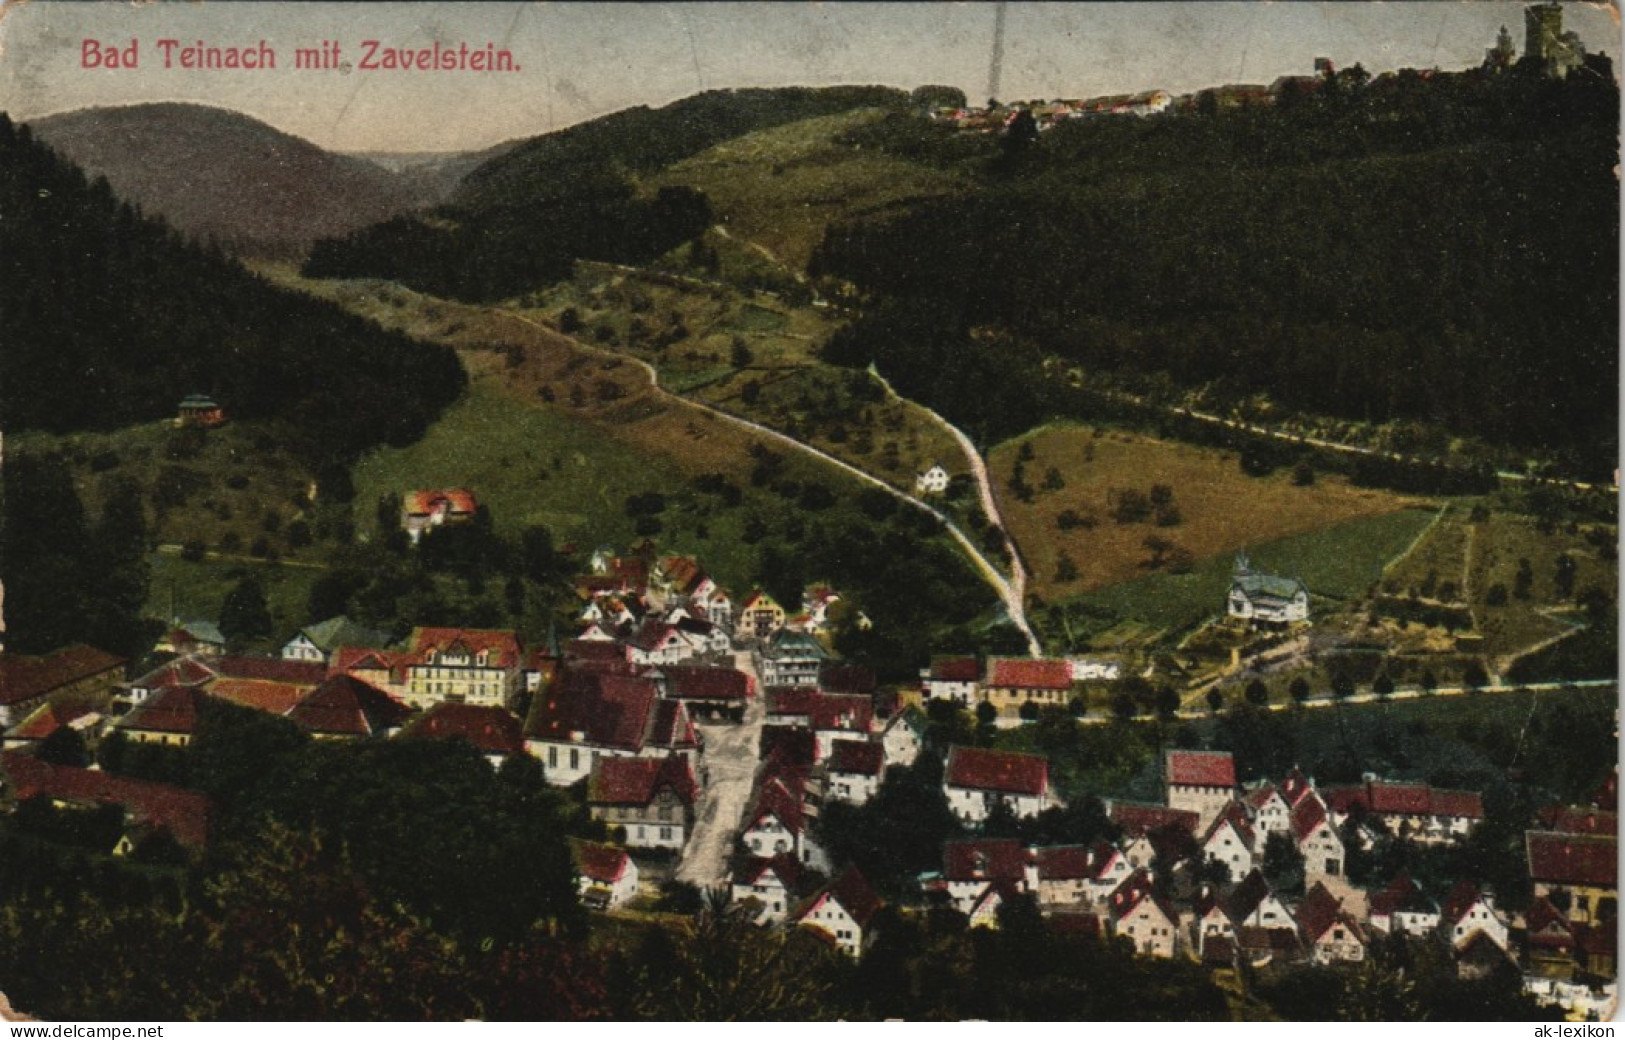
31, 102, 424, 256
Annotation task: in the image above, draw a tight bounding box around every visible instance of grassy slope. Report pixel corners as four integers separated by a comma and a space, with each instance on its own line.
989, 423, 1427, 603
1057, 508, 1437, 635
645, 108, 967, 270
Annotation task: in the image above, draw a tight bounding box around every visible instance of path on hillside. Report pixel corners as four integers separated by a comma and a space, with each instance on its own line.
675, 650, 766, 887
496, 309, 1042, 656
866, 363, 1030, 615
1053, 366, 1615, 494
1045, 676, 1616, 729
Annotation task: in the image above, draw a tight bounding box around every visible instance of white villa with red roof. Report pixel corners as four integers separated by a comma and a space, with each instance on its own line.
587, 754, 697, 850
1165, 749, 1238, 830
980, 657, 1073, 716
401, 488, 478, 544
943, 746, 1054, 824
793, 867, 883, 958
572, 840, 639, 911
401, 627, 522, 710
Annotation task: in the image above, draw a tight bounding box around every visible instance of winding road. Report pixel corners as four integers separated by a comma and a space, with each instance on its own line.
497, 308, 1043, 657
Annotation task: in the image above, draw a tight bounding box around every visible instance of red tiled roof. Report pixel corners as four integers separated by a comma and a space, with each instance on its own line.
1109, 802, 1200, 838
945, 746, 1049, 797
2, 751, 209, 847
1537, 805, 1617, 836
824, 867, 883, 929
329, 646, 407, 680
1246, 783, 1284, 811
4, 703, 97, 742
1166, 750, 1236, 789
1225, 869, 1277, 924
207, 679, 309, 716
1046, 911, 1103, 938
661, 666, 750, 702
735, 853, 802, 892
404, 488, 477, 517
1367, 872, 1433, 918
402, 704, 524, 756
1365, 781, 1433, 815
120, 686, 207, 734
0, 644, 125, 706
943, 838, 1028, 883
1427, 788, 1484, 819
1280, 767, 1314, 805
287, 674, 411, 737
1326, 781, 1484, 820
214, 655, 326, 687
1205, 801, 1257, 850
407, 628, 521, 670
1296, 882, 1361, 945
767, 687, 822, 718
987, 657, 1071, 691
1526, 831, 1618, 888
928, 656, 981, 683
588, 754, 697, 807
759, 726, 817, 769
1439, 880, 1487, 926
809, 694, 873, 735
749, 774, 807, 836
572, 840, 630, 885
827, 739, 884, 777
564, 640, 632, 667
128, 656, 217, 691
1289, 795, 1331, 843
648, 699, 698, 750
1525, 896, 1574, 946
527, 670, 660, 751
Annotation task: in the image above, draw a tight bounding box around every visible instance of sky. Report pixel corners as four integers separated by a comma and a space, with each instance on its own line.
0, 1, 1618, 153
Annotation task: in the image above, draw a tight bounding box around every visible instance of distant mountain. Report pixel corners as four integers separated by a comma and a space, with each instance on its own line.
30, 102, 425, 256
342, 140, 523, 203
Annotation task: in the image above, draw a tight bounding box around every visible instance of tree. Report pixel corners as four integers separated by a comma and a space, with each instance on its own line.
1054, 552, 1079, 583
1261, 832, 1306, 895
730, 337, 754, 369
219, 575, 272, 648
1245, 679, 1269, 707
1373, 672, 1395, 700
1206, 687, 1224, 714
1289, 677, 1311, 705
975, 701, 998, 728
1331, 672, 1356, 702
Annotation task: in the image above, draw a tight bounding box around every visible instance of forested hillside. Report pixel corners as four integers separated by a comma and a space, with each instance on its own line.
31, 103, 426, 257
302, 86, 910, 301
0, 113, 465, 462
815, 69, 1618, 477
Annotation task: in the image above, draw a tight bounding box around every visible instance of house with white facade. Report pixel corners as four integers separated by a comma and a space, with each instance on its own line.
880, 709, 924, 769
915, 463, 950, 495
825, 739, 885, 805
573, 840, 640, 911
1108, 870, 1180, 958
1165, 750, 1238, 831
586, 754, 698, 851
731, 854, 803, 924
1201, 802, 1257, 883
1227, 553, 1309, 624
1290, 793, 1345, 879
1440, 881, 1509, 951
400, 627, 522, 710
758, 629, 828, 688
941, 838, 1032, 914
525, 669, 698, 786
943, 746, 1053, 824
280, 616, 393, 665
792, 867, 883, 958
920, 656, 981, 705
1296, 882, 1366, 964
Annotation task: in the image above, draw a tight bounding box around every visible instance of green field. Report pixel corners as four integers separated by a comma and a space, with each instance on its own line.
1057, 508, 1437, 636
145, 552, 326, 647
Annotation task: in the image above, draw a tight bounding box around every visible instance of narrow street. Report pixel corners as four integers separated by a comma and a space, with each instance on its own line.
673, 649, 767, 888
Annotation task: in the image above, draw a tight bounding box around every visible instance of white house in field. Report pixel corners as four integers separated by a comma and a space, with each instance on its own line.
915, 463, 951, 495
1227, 553, 1309, 624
